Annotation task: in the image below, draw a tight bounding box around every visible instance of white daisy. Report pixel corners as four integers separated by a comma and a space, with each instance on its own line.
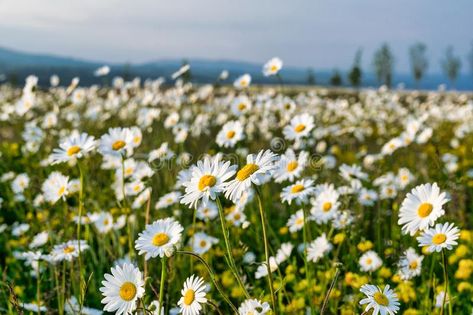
196, 200, 219, 221
231, 95, 252, 116
262, 57, 283, 76
359, 250, 383, 272
398, 247, 424, 280
135, 218, 184, 259
225, 150, 278, 202
286, 209, 305, 233
155, 191, 182, 210
281, 178, 315, 205
233, 74, 251, 89
100, 263, 145, 315
273, 149, 308, 183
359, 284, 400, 315
307, 233, 332, 262
51, 240, 89, 262
398, 183, 449, 236
42, 172, 69, 204
216, 120, 244, 148
50, 132, 96, 164
177, 275, 208, 315
416, 222, 460, 253
180, 155, 236, 208
190, 232, 219, 255
310, 187, 340, 224
238, 299, 271, 315
99, 127, 133, 157
282, 114, 315, 141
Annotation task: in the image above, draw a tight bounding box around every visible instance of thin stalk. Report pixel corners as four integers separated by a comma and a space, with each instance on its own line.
178, 250, 238, 314
320, 268, 340, 314
158, 257, 167, 315
144, 191, 151, 279
255, 187, 277, 314
36, 262, 41, 315
302, 207, 314, 315
215, 197, 250, 298
77, 161, 84, 312
440, 249, 452, 315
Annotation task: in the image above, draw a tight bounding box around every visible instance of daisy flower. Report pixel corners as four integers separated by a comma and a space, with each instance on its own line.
273, 149, 308, 183
282, 113, 314, 141
99, 127, 133, 157
233, 74, 251, 89
359, 284, 400, 315
155, 191, 181, 210
307, 233, 332, 262
135, 218, 184, 259
416, 222, 460, 253
359, 250, 383, 272
398, 247, 424, 280
310, 187, 340, 224
281, 178, 315, 205
42, 172, 69, 204
238, 299, 271, 315
100, 263, 145, 315
339, 164, 368, 182
196, 200, 219, 221
190, 232, 219, 255
231, 95, 252, 116
177, 275, 208, 315
180, 155, 236, 208
262, 57, 283, 76
398, 183, 449, 236
50, 132, 96, 164
225, 150, 278, 202
51, 240, 89, 262
286, 209, 305, 233
216, 120, 244, 148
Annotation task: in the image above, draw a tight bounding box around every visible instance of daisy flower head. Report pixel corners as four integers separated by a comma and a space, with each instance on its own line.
234, 74, 251, 89
180, 155, 236, 209
310, 187, 340, 224
99, 127, 133, 158
177, 275, 208, 315
41, 172, 69, 204
339, 164, 368, 182
273, 149, 309, 183
231, 95, 252, 116
225, 150, 278, 202
135, 217, 184, 259
416, 222, 460, 253
359, 284, 400, 315
286, 209, 305, 233
51, 240, 89, 262
196, 200, 219, 221
190, 232, 219, 255
283, 113, 315, 141
307, 233, 332, 263
262, 57, 283, 76
281, 178, 315, 205
51, 132, 96, 164
398, 247, 424, 280
216, 120, 244, 148
398, 183, 449, 236
238, 299, 271, 315
359, 250, 383, 272
100, 263, 145, 315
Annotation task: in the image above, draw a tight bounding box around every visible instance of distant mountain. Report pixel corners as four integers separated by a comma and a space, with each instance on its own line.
0, 46, 472, 90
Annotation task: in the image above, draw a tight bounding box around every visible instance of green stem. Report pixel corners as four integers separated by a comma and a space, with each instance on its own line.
215, 197, 250, 298
77, 161, 84, 312
158, 257, 167, 315
440, 249, 452, 315
36, 262, 41, 315
255, 187, 277, 314
302, 207, 314, 315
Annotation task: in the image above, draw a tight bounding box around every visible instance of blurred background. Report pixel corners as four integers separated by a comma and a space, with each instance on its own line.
1, 0, 473, 90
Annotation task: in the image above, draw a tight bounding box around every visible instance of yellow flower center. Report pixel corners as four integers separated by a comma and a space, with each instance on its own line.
294, 124, 306, 133
183, 289, 195, 305
295, 217, 304, 225
226, 131, 236, 139
270, 65, 278, 72
236, 163, 259, 181
112, 140, 126, 151
200, 240, 207, 247
287, 161, 298, 172
238, 103, 246, 111
401, 175, 408, 181
291, 184, 305, 193
198, 175, 217, 191
152, 233, 170, 246
417, 203, 433, 218
322, 202, 332, 212
63, 246, 75, 254
133, 185, 141, 192
104, 219, 110, 225
366, 258, 373, 265
58, 186, 66, 196
119, 282, 137, 301
409, 261, 418, 269
67, 145, 81, 156
234, 213, 241, 220
373, 292, 389, 306
432, 233, 447, 245
240, 80, 248, 87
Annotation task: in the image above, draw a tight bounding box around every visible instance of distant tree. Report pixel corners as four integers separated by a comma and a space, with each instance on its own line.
122, 63, 132, 81
373, 43, 395, 87
468, 42, 473, 85
409, 42, 428, 87
330, 70, 342, 86
181, 59, 192, 83
441, 46, 461, 88
307, 68, 316, 85
348, 49, 362, 88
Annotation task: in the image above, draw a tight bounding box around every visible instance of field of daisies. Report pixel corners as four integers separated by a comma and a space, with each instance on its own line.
1, 61, 473, 315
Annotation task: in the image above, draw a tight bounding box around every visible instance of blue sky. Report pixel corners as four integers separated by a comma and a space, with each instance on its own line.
0, 0, 472, 74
